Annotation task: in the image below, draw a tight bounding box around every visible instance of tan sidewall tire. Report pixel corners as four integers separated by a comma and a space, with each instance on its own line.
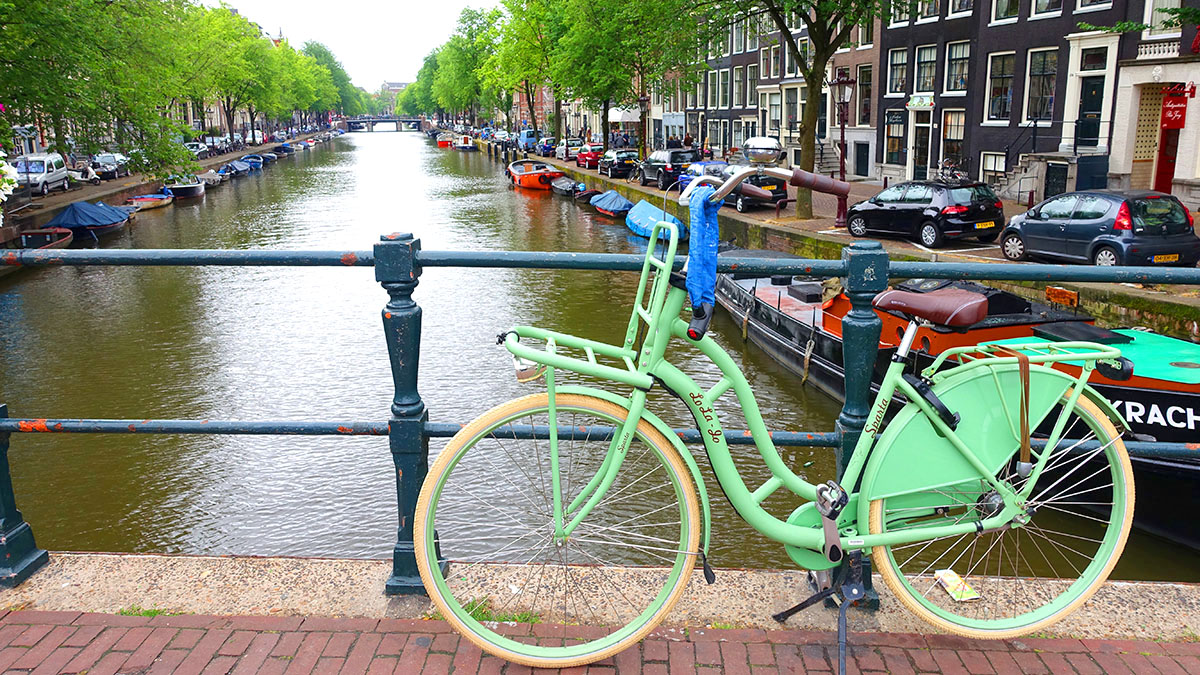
414, 392, 701, 668
868, 396, 1134, 639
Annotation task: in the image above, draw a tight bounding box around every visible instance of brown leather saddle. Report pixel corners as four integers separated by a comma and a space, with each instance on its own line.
872, 287, 989, 328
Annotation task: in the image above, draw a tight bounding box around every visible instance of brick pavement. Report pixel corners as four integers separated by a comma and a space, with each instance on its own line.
0, 609, 1196, 674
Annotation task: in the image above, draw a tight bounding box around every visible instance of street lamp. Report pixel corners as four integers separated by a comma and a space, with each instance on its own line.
638, 94, 650, 159
828, 73, 856, 228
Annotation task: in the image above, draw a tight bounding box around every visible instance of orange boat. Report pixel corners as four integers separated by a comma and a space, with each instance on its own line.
436, 132, 453, 148
506, 159, 565, 190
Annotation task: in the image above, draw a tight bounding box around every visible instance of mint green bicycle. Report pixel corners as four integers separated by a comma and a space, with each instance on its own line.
414, 189, 1134, 668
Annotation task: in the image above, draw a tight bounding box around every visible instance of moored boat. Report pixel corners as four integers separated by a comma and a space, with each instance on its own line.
44, 201, 131, 242
260, 152, 278, 163
240, 154, 264, 170
454, 135, 478, 151
506, 159, 565, 190
197, 170, 224, 187
126, 193, 174, 210
589, 190, 633, 217
0, 226, 74, 279
573, 189, 602, 203
625, 199, 687, 240
550, 177, 583, 196
273, 144, 296, 154
164, 174, 205, 198
437, 133, 454, 149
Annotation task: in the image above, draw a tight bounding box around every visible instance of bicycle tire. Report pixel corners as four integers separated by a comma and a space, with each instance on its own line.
415, 392, 700, 668
869, 395, 1133, 638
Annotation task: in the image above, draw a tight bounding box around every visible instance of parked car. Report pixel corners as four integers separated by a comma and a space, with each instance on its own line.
493, 130, 511, 142
1001, 190, 1200, 266
536, 137, 557, 156
576, 143, 603, 169
14, 152, 70, 195
720, 164, 788, 212
555, 138, 584, 160
678, 161, 729, 191
846, 180, 1005, 248
637, 148, 701, 189
598, 148, 640, 178
184, 142, 209, 160
517, 129, 539, 151
91, 152, 131, 179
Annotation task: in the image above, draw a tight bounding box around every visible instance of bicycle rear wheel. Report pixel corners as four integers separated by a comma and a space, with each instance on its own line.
869, 395, 1133, 638
415, 392, 700, 668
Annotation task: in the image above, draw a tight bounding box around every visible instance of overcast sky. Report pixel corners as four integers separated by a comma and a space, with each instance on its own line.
221, 0, 496, 89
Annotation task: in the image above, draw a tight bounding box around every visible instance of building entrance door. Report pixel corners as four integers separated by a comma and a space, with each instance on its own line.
1076, 76, 1104, 147
1154, 128, 1180, 194
910, 110, 931, 180
855, 142, 870, 177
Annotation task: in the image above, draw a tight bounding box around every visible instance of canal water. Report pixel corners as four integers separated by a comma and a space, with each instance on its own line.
1, 131, 1195, 581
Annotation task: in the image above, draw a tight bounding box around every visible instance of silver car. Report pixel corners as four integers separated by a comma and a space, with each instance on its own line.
555, 138, 584, 160
14, 152, 70, 195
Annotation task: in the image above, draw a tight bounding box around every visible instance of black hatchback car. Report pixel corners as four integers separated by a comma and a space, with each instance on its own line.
847, 181, 1005, 248
598, 149, 640, 178
638, 148, 701, 189
1001, 190, 1200, 266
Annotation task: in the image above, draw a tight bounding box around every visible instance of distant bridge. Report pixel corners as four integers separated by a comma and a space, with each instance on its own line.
346, 117, 424, 132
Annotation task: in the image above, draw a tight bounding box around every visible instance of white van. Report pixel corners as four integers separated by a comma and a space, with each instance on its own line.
15, 153, 70, 195
248, 130, 265, 145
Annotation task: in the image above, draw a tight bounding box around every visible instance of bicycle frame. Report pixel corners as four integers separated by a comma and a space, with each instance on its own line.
504, 223, 1123, 559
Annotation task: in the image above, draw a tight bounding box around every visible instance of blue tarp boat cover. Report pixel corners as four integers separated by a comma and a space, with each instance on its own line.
46, 201, 127, 229
91, 201, 135, 221
686, 185, 721, 308
589, 190, 633, 214
625, 199, 687, 241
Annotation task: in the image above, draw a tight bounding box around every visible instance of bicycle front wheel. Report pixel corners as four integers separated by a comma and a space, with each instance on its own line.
415, 392, 700, 668
869, 395, 1133, 638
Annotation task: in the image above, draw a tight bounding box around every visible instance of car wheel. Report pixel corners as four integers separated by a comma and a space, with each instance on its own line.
657, 172, 667, 190
918, 222, 944, 248
1092, 246, 1119, 267
848, 215, 868, 237
736, 196, 747, 213
640, 170, 650, 186
1001, 233, 1027, 261
977, 232, 999, 243
39, 183, 48, 196
61, 178, 70, 192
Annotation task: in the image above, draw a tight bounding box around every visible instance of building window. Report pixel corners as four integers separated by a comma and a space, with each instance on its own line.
993, 0, 1019, 20
747, 65, 759, 107
1026, 49, 1057, 121
892, 2, 910, 23
921, 0, 940, 18
688, 86, 696, 108
1033, 0, 1063, 13
785, 88, 799, 131
986, 53, 1015, 121
771, 45, 780, 78
1081, 47, 1107, 71
981, 152, 1006, 185
761, 47, 770, 75
942, 110, 965, 165
889, 48, 908, 94
885, 110, 905, 164
945, 42, 969, 92
769, 92, 782, 131
708, 71, 718, 108
1147, 0, 1181, 37
733, 67, 744, 109
859, 21, 874, 46
747, 19, 758, 51
1079, 0, 1108, 7
857, 65, 872, 125
785, 42, 795, 76
720, 69, 730, 108
733, 120, 744, 148
915, 45, 937, 93
733, 20, 744, 53
950, 0, 973, 14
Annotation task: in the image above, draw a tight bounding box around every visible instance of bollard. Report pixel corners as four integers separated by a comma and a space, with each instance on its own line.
0, 405, 49, 587
882, 176, 888, 189
1028, 190, 1036, 208
835, 242, 889, 609
376, 234, 432, 595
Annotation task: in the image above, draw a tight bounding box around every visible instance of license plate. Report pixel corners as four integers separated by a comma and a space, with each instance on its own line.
1153, 254, 1180, 263
624, 160, 633, 164
763, 184, 776, 191
681, 163, 691, 169
974, 221, 995, 229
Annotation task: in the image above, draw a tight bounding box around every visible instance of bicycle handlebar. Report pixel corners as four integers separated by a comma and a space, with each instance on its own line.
678, 165, 851, 205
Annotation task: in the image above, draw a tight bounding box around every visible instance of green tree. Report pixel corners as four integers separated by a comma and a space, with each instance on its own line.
485, 0, 569, 138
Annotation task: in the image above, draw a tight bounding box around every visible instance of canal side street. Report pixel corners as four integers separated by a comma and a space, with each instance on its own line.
474, 138, 1200, 342
0, 553, 1197, 674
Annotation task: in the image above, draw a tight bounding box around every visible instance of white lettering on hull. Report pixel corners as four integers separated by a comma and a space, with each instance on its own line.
1110, 399, 1200, 430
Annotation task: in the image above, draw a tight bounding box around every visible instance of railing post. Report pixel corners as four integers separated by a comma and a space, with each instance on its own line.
376, 234, 430, 596
837, 243, 888, 609
0, 405, 49, 587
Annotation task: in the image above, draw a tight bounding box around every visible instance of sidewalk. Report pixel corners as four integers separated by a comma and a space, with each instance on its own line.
0, 609, 1197, 674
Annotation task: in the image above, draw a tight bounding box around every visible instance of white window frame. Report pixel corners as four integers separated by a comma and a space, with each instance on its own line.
1073, 0, 1112, 15
858, 21, 874, 49
982, 50, 1016, 126
990, 0, 1020, 26
891, 2, 911, 26
914, 44, 938, 95
916, 0, 940, 24
720, 69, 731, 109
722, 25, 732, 56
747, 65, 759, 108
1030, 0, 1064, 20
980, 152, 1006, 184
708, 71, 719, 108
761, 47, 770, 76
940, 109, 966, 166
771, 45, 780, 78
1143, 0, 1182, 40
856, 64, 873, 126
947, 0, 974, 19
747, 18, 759, 51
887, 47, 908, 98
1023, 46, 1058, 126
733, 66, 744, 110
733, 20, 744, 54
943, 41, 970, 96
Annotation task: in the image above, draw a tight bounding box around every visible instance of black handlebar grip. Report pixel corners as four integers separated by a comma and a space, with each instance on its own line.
687, 303, 715, 341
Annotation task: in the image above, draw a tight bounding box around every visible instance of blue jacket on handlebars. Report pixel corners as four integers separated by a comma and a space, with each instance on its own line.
686, 184, 722, 309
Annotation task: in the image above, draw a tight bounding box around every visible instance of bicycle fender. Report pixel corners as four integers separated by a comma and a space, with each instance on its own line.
1079, 384, 1130, 434
858, 363, 1079, 516
557, 385, 713, 557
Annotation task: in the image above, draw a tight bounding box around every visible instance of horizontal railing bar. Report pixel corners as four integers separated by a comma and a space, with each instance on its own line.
425, 422, 840, 447
2, 249, 375, 267
1, 419, 1191, 458
5, 248, 1199, 285
0, 418, 837, 448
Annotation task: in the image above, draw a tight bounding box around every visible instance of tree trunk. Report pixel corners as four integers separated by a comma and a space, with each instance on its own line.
553, 90, 563, 140
601, 99, 610, 153
248, 107, 258, 143
523, 80, 539, 138
793, 69, 824, 220
222, 97, 237, 143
